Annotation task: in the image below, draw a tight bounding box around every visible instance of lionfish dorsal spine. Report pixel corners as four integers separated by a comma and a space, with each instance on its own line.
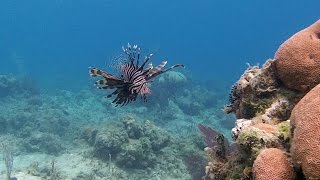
139, 54, 153, 71
90, 43, 184, 106
147, 63, 153, 70
146, 63, 185, 80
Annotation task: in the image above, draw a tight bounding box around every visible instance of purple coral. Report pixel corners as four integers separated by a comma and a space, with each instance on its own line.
183, 154, 206, 180
198, 124, 231, 160
198, 124, 220, 148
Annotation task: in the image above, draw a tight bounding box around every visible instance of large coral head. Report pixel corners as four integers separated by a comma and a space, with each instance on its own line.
274, 19, 320, 92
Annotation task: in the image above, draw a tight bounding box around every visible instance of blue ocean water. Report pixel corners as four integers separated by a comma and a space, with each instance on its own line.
0, 1, 319, 179
0, 0, 319, 91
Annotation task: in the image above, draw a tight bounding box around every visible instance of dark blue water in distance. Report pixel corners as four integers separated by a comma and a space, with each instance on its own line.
0, 0, 319, 91
0, 1, 320, 179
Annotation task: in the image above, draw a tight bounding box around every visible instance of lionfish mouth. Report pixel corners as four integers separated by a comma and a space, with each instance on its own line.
89, 43, 184, 106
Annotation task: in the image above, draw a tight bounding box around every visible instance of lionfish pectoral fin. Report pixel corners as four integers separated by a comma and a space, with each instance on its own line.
89, 67, 113, 78
95, 79, 108, 85
175, 64, 185, 68
97, 86, 115, 90
94, 74, 126, 87
89, 67, 101, 77
160, 63, 184, 73
141, 95, 147, 102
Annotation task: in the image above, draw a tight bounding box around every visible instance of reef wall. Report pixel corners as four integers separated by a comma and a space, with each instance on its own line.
204, 19, 320, 179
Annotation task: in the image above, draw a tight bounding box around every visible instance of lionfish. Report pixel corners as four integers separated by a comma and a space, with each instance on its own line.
89, 43, 184, 106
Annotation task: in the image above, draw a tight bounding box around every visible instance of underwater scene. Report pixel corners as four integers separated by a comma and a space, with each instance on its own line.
0, 0, 320, 180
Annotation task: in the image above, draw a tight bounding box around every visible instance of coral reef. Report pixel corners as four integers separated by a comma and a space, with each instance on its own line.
151, 73, 219, 116
89, 117, 188, 171
150, 71, 188, 109
224, 60, 300, 120
175, 85, 218, 116
207, 80, 291, 179
0, 74, 38, 98
217, 75, 296, 179
198, 124, 237, 180
0, 73, 230, 179
93, 123, 130, 159
236, 123, 281, 161
274, 20, 320, 92
158, 71, 187, 86
82, 117, 198, 179
231, 119, 252, 139
290, 84, 320, 179
261, 98, 290, 123
205, 20, 320, 179
183, 153, 207, 180
23, 132, 65, 155
0, 116, 8, 133
0, 75, 19, 98
253, 148, 295, 180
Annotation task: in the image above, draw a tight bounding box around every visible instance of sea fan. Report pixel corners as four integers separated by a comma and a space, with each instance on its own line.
89, 43, 184, 106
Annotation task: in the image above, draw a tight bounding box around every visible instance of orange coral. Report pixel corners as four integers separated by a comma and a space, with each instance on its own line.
253, 148, 295, 180
274, 19, 320, 92
252, 123, 277, 134
290, 84, 320, 178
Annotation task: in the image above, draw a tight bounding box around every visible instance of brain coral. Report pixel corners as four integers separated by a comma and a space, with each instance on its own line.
274, 19, 320, 92
253, 148, 295, 180
158, 71, 187, 85
290, 84, 320, 178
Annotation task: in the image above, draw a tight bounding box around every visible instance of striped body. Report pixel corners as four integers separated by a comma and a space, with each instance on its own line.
89, 43, 184, 106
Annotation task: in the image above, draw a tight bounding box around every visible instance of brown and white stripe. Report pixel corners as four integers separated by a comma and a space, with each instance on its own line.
89, 43, 184, 106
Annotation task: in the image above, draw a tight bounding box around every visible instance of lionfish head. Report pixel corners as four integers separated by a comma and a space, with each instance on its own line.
89, 43, 184, 106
